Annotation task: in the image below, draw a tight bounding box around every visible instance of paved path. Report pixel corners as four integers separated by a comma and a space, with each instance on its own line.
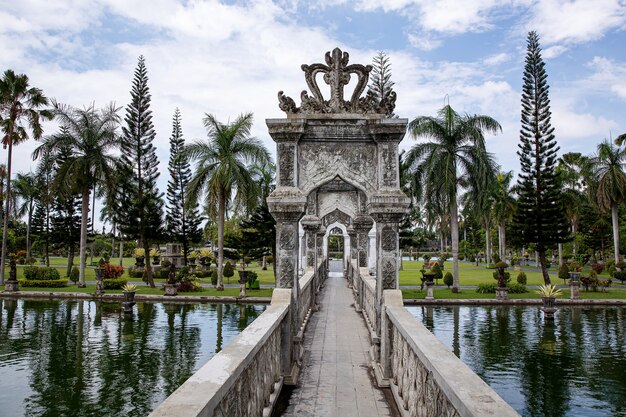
280, 261, 395, 417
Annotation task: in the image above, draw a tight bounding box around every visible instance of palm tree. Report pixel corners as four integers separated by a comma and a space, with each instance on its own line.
557, 152, 587, 260
184, 113, 270, 291
491, 171, 516, 261
12, 172, 38, 258
0, 69, 52, 284
406, 104, 500, 292
584, 140, 626, 264
34, 102, 120, 286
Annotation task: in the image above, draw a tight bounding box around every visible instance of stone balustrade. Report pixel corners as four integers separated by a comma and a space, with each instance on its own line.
347, 260, 378, 342
380, 290, 520, 417
150, 260, 327, 417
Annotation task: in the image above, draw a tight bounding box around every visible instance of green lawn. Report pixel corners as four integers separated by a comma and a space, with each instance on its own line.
402, 287, 626, 300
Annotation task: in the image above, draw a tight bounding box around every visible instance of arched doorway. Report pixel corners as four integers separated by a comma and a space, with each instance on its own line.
327, 227, 345, 260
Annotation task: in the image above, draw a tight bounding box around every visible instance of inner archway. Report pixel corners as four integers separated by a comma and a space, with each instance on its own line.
327, 227, 345, 260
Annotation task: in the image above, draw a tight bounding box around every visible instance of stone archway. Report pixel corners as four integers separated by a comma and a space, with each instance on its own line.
266, 48, 410, 377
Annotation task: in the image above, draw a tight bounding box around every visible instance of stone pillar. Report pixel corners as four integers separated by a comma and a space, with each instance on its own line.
301, 215, 321, 270
267, 190, 306, 383
316, 228, 325, 263
347, 225, 357, 263
353, 215, 374, 271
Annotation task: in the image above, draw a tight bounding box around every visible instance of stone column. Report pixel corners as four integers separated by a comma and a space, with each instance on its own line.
301, 215, 321, 270
353, 215, 374, 271
316, 228, 325, 264
267, 190, 306, 383
347, 225, 357, 263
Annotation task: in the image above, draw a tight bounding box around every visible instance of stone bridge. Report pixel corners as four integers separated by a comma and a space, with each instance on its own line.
149, 48, 519, 417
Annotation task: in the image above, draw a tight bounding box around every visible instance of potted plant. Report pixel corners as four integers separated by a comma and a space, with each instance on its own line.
134, 248, 145, 267
188, 250, 197, 267
199, 248, 212, 268
122, 283, 137, 302
150, 248, 160, 265
493, 261, 510, 300
535, 284, 563, 308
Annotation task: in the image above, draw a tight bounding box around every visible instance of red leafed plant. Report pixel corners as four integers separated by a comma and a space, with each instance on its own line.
103, 263, 125, 279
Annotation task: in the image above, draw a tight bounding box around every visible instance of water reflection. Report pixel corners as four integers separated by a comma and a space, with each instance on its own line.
0, 299, 265, 417
408, 305, 626, 417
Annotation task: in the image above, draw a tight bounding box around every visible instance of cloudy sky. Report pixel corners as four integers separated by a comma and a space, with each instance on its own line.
3, 0, 626, 220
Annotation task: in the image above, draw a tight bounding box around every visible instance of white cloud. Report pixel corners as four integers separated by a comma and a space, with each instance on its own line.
484, 52, 511, 66
584, 56, 626, 100
407, 32, 442, 50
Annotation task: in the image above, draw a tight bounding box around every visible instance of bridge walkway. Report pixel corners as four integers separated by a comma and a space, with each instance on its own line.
279, 260, 396, 417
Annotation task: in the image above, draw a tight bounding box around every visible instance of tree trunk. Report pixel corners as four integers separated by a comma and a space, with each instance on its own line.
572, 218, 577, 255
0, 139, 14, 284
451, 196, 460, 293
90, 189, 96, 266
119, 239, 124, 266
612, 203, 620, 264
497, 223, 503, 260
66, 245, 75, 278
26, 208, 32, 259
216, 192, 225, 291
78, 189, 90, 287
144, 240, 154, 287
538, 249, 551, 285
558, 243, 563, 266
484, 218, 491, 265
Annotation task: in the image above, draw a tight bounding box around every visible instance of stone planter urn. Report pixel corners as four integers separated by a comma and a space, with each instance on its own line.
422, 272, 435, 300
135, 256, 145, 268
123, 290, 136, 303
542, 297, 556, 320
496, 287, 509, 301
164, 284, 177, 296
237, 270, 249, 298
153, 256, 160, 265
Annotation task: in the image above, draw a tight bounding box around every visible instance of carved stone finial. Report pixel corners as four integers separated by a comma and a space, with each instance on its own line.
278, 47, 396, 117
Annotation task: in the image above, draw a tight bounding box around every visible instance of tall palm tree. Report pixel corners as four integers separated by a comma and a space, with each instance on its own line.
34, 102, 120, 286
12, 172, 38, 258
557, 152, 587, 259
584, 140, 626, 264
184, 113, 270, 291
0, 69, 52, 284
406, 104, 500, 292
491, 171, 516, 261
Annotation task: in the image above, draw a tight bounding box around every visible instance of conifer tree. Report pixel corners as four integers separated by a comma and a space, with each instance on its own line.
512, 31, 569, 285
118, 55, 164, 287
368, 51, 395, 102
165, 108, 202, 265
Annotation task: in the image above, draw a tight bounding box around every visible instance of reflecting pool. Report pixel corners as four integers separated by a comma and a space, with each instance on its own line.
0, 299, 265, 417
407, 305, 626, 417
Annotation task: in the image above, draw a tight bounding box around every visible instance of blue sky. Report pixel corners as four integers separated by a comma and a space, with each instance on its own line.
2, 0, 626, 226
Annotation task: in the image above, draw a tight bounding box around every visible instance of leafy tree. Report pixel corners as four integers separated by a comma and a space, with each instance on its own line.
406, 104, 500, 292
34, 102, 120, 286
12, 172, 38, 258
0, 69, 52, 284
368, 51, 395, 104
512, 31, 570, 284
117, 56, 164, 287
583, 140, 626, 264
557, 152, 587, 257
491, 171, 516, 261
165, 108, 203, 265
183, 113, 270, 290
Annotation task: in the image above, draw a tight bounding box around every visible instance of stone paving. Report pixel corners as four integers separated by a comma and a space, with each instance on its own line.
280, 261, 395, 417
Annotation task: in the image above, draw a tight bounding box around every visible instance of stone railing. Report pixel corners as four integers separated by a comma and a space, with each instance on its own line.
150, 259, 328, 417
347, 260, 378, 342
380, 290, 520, 417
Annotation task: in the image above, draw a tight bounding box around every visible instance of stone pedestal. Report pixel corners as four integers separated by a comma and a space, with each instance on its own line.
164, 284, 177, 296
353, 215, 374, 270
301, 215, 321, 269
95, 278, 105, 296
4, 280, 19, 292
496, 287, 509, 301
570, 282, 580, 300
426, 282, 434, 300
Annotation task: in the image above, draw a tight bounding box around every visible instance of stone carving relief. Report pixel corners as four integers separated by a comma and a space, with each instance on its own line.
299, 143, 376, 194
279, 225, 296, 250
381, 145, 398, 187
279, 258, 295, 287
382, 227, 397, 251
322, 209, 352, 228
317, 190, 358, 220
277, 48, 396, 116
382, 258, 396, 289
278, 143, 295, 186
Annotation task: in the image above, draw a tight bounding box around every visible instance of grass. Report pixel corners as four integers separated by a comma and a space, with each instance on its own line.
402, 287, 626, 300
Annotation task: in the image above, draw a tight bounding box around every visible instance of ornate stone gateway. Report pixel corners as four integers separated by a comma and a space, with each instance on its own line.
267, 48, 409, 377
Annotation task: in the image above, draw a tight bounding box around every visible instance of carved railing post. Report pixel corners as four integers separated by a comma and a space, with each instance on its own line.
347, 225, 357, 276
301, 215, 321, 270
267, 192, 306, 384
353, 215, 374, 271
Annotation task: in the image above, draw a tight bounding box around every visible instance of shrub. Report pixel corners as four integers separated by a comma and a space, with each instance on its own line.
517, 271, 527, 285
102, 278, 128, 289
19, 278, 68, 288
128, 268, 145, 279
487, 263, 497, 269
431, 263, 443, 280
158, 268, 170, 279
265, 255, 273, 264
508, 283, 528, 293
103, 264, 124, 279
23, 266, 61, 281
477, 282, 497, 294
492, 270, 511, 283
211, 269, 218, 286
443, 272, 453, 288
469, 254, 476, 263
223, 261, 234, 278
613, 270, 626, 284
161, 259, 172, 269
69, 267, 79, 284
608, 264, 617, 278
24, 257, 37, 265
558, 263, 570, 284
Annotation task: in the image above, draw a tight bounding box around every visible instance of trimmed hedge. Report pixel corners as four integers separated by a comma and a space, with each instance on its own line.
23, 266, 61, 281
103, 278, 128, 289
19, 278, 68, 288
508, 283, 528, 293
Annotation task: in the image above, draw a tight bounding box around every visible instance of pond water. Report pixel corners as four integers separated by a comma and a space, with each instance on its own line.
0, 299, 265, 417
407, 305, 626, 417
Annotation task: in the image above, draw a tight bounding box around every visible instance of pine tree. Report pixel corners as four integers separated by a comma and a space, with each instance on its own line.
118, 55, 164, 287
512, 31, 570, 285
165, 108, 203, 265
368, 51, 395, 102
